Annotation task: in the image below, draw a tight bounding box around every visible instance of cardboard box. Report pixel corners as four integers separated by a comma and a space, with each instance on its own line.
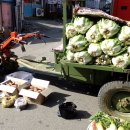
0, 78, 29, 95
0, 84, 18, 96
19, 78, 51, 104
6, 71, 33, 82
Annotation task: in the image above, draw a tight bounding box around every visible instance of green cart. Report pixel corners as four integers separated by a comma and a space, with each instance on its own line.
54, 0, 130, 120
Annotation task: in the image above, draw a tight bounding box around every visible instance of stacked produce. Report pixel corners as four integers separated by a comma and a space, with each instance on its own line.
3, 80, 19, 89
88, 112, 130, 130
65, 16, 130, 69
27, 85, 45, 93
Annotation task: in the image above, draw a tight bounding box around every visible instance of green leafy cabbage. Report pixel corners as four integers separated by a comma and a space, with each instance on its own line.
65, 23, 77, 39
101, 38, 122, 56
66, 35, 88, 52
112, 53, 130, 68
86, 24, 103, 43
95, 55, 111, 65
118, 26, 130, 45
88, 43, 102, 57
98, 18, 120, 39
66, 50, 75, 62
74, 51, 92, 64
127, 46, 130, 54
74, 17, 93, 34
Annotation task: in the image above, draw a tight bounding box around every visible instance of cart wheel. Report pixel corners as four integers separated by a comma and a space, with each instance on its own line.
98, 81, 130, 120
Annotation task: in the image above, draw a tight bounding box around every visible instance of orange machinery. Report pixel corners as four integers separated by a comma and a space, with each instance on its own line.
0, 31, 48, 74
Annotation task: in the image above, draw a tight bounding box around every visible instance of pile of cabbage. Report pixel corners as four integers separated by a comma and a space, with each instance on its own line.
65, 16, 130, 69
89, 111, 130, 130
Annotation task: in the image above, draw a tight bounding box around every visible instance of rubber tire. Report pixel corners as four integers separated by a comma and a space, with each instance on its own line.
98, 81, 130, 120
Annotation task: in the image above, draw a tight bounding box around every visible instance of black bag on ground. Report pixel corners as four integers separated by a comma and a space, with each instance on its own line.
58, 102, 77, 119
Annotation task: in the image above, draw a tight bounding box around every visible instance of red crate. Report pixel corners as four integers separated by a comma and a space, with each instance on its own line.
112, 0, 130, 20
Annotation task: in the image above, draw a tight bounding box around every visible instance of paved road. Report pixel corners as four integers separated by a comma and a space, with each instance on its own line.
0, 19, 100, 130
14, 19, 63, 62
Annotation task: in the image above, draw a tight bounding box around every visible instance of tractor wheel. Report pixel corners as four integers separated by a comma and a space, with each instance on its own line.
98, 81, 130, 120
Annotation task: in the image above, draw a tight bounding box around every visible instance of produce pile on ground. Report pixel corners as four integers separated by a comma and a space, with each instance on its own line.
65, 16, 130, 69
88, 112, 130, 130
27, 85, 45, 93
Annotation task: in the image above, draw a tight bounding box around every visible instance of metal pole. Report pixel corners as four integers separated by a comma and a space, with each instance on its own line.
111, 0, 115, 15
63, 0, 67, 51
41, 0, 43, 8
15, 5, 18, 32
0, 1, 3, 29
21, 0, 24, 21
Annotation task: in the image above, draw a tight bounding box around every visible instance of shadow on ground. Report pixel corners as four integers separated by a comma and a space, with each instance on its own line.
4, 65, 100, 97
26, 104, 38, 110
76, 110, 91, 119
17, 65, 100, 97
58, 110, 91, 120
44, 92, 70, 107
33, 73, 100, 97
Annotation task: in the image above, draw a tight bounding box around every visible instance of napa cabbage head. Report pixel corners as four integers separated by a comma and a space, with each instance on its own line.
112, 53, 130, 68
65, 23, 77, 39
66, 50, 75, 62
95, 54, 111, 65
98, 18, 120, 39
74, 17, 93, 34
127, 46, 130, 54
118, 26, 130, 45
74, 51, 92, 64
86, 24, 103, 43
101, 38, 122, 56
88, 43, 102, 57
67, 35, 88, 52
